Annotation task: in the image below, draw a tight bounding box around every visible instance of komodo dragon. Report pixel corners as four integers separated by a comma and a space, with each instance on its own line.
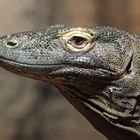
0, 25, 139, 140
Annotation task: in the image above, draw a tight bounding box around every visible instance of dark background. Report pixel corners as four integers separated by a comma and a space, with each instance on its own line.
0, 0, 140, 140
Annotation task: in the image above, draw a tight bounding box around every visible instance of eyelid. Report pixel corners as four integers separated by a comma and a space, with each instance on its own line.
61, 31, 92, 41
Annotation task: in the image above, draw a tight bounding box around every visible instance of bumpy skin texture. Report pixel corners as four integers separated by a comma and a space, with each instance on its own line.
0, 25, 140, 140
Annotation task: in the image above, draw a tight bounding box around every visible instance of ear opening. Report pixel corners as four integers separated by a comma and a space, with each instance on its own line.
126, 55, 133, 74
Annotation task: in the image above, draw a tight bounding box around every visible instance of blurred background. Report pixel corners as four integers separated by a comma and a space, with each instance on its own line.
0, 0, 140, 140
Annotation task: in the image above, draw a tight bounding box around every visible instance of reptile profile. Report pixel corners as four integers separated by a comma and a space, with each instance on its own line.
0, 25, 139, 140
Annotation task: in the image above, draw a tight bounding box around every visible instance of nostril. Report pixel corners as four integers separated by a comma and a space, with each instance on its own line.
7, 41, 17, 46
6, 41, 18, 48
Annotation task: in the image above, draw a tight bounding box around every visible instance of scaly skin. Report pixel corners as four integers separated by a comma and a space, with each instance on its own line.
0, 25, 140, 140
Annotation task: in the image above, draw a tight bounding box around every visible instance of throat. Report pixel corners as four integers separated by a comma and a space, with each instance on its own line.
57, 83, 140, 140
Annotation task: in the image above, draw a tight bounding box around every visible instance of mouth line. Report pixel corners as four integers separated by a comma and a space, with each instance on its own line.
0, 56, 124, 79
0, 57, 64, 68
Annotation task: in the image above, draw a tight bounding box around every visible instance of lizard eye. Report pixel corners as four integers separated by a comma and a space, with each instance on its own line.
69, 36, 88, 45
61, 29, 93, 52
68, 36, 88, 48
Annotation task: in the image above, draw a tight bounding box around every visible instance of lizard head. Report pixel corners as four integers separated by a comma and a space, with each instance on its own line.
0, 25, 140, 139
0, 25, 134, 79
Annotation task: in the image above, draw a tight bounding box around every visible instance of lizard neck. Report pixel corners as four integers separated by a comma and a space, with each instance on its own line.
56, 79, 140, 140
60, 89, 140, 140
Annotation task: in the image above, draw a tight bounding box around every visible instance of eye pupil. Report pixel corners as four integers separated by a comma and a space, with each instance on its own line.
71, 36, 87, 45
